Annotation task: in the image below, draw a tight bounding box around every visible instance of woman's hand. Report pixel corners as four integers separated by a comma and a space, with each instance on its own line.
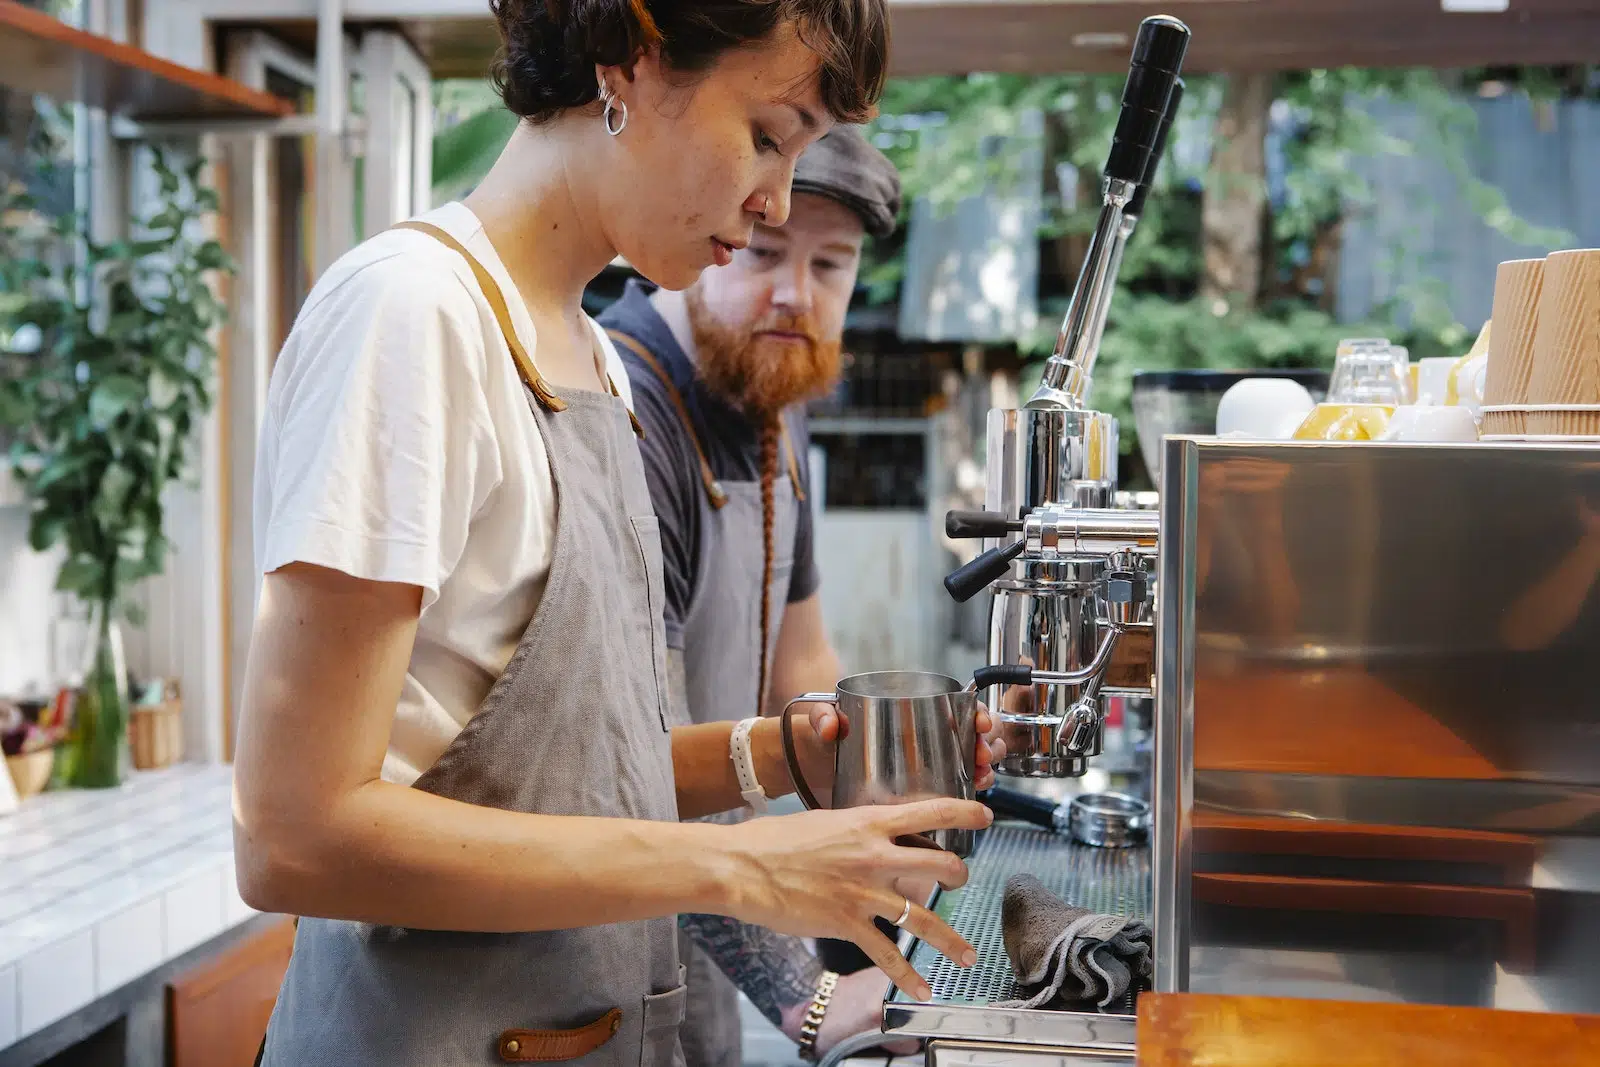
718, 798, 994, 1001
784, 702, 1004, 798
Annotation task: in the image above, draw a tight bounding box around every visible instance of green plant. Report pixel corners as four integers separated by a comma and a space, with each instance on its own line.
431, 79, 517, 206
868, 67, 1578, 481
0, 150, 232, 624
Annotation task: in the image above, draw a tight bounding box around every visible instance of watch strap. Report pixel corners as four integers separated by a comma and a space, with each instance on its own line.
730, 717, 769, 814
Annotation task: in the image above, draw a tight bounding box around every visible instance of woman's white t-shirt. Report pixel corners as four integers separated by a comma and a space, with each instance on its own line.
253, 202, 634, 785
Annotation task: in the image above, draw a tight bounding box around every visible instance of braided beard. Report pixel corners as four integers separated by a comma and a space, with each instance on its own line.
685, 288, 843, 418
755, 418, 779, 717
685, 291, 840, 714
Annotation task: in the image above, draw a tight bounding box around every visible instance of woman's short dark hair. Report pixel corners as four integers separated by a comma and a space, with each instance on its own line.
489, 0, 888, 126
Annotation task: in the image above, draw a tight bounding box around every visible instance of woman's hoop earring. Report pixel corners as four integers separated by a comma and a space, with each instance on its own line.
603, 97, 628, 137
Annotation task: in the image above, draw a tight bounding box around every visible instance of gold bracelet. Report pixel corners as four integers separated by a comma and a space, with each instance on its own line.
796, 970, 840, 1063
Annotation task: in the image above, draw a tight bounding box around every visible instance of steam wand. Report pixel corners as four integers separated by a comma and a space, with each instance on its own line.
1028, 18, 1189, 411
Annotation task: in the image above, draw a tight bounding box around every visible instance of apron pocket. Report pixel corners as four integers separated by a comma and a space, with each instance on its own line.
639, 981, 688, 1067
629, 515, 674, 731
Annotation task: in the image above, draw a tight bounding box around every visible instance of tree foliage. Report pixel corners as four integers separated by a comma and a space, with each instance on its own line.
432, 80, 518, 204
423, 65, 1587, 469
863, 67, 1577, 466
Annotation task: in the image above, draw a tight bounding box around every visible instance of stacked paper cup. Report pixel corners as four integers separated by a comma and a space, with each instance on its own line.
1524, 249, 1600, 437
1480, 258, 1544, 436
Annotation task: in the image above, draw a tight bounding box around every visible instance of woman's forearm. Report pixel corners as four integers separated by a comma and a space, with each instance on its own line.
672, 717, 808, 820
235, 566, 987, 996
235, 777, 742, 931
235, 565, 751, 932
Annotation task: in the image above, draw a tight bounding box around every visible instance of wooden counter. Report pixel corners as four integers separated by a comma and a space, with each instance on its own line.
1137, 992, 1600, 1067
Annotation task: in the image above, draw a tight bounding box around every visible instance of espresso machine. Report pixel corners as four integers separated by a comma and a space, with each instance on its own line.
941, 18, 1187, 783
870, 17, 1600, 1056
846, 19, 1191, 1067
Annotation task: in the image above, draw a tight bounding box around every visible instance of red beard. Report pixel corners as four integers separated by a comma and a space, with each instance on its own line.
685, 289, 843, 417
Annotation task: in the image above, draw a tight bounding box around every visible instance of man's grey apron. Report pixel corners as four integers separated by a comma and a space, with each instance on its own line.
608, 331, 803, 1067
258, 223, 686, 1067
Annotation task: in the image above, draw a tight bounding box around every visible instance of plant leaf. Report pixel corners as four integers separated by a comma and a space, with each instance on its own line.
88, 375, 143, 426
55, 558, 105, 598
194, 241, 230, 271
94, 460, 134, 524
30, 452, 87, 493
27, 511, 65, 553
148, 367, 180, 409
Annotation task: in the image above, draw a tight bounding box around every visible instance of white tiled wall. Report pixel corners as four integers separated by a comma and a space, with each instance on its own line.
0, 765, 255, 1051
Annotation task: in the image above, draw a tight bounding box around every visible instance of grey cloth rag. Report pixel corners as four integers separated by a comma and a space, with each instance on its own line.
792, 125, 902, 238
996, 873, 1153, 1011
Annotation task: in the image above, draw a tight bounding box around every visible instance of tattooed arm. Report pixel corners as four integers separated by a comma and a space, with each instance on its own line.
680, 888, 826, 1026
669, 653, 916, 1053
665, 650, 824, 1023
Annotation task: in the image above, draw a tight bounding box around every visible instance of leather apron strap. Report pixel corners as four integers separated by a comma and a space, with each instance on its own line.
605, 328, 805, 506
395, 221, 643, 438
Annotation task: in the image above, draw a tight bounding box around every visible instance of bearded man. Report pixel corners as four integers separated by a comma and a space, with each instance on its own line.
599, 126, 906, 1067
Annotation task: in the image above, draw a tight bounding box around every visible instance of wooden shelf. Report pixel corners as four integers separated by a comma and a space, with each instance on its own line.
0, 1, 292, 121
388, 1, 1600, 79
890, 0, 1600, 77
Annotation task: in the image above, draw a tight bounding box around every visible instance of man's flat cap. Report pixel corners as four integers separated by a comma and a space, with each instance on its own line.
791, 125, 902, 239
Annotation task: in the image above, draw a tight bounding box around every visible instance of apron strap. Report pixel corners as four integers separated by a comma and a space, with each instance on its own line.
606, 328, 807, 506
394, 221, 643, 438
782, 424, 807, 505
607, 328, 729, 510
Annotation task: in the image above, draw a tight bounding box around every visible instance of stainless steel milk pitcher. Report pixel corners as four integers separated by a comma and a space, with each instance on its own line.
780, 671, 981, 857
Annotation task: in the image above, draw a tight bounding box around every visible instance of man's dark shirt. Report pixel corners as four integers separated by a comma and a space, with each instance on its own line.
599, 279, 820, 650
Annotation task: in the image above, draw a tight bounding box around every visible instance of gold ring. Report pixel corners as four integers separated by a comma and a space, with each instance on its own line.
894, 897, 912, 928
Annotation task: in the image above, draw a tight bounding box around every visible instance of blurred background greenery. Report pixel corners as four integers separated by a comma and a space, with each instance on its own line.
429, 65, 1593, 468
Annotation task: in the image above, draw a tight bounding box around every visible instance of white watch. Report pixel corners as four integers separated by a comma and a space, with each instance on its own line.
729, 717, 769, 814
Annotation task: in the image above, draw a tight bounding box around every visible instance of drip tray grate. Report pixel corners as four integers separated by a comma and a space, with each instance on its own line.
907, 824, 1151, 1006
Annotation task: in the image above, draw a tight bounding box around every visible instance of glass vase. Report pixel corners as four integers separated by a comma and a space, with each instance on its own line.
70, 608, 129, 789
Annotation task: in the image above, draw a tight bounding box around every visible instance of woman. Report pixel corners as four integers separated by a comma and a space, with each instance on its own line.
235, 1, 998, 1064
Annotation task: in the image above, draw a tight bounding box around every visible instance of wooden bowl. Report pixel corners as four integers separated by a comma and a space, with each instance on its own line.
6, 747, 54, 799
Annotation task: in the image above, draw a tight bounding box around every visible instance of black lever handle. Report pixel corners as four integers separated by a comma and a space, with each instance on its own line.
1104, 16, 1191, 185
973, 663, 1034, 690
1127, 77, 1185, 219
981, 786, 1064, 832
944, 540, 1027, 603
945, 509, 1023, 540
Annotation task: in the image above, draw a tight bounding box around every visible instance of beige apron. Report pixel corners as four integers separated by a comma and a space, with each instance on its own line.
609, 330, 806, 1067
258, 223, 684, 1067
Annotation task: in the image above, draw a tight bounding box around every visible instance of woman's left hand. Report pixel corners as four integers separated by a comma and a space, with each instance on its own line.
793, 702, 1004, 796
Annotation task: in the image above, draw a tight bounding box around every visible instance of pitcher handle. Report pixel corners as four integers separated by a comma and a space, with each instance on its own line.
780, 692, 837, 811
779, 692, 947, 854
